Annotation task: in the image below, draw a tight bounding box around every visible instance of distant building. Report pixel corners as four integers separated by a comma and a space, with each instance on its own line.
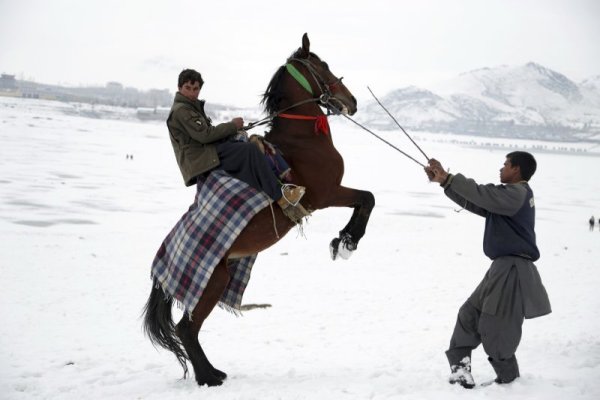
19, 80, 40, 98
0, 74, 173, 107
0, 74, 17, 90
106, 81, 123, 91
136, 106, 170, 120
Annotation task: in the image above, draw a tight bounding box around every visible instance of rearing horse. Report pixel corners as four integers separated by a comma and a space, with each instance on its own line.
143, 33, 375, 387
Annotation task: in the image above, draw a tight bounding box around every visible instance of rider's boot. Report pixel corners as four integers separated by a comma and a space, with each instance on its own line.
277, 184, 310, 223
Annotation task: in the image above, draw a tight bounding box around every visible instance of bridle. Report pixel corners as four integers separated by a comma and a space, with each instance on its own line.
247, 55, 431, 168
244, 55, 348, 131
286, 57, 345, 108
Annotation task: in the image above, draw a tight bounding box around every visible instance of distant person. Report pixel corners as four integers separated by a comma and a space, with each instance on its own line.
590, 216, 595, 232
167, 69, 306, 219
425, 151, 551, 388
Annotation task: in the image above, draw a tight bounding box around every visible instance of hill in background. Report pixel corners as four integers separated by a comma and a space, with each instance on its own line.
361, 62, 600, 142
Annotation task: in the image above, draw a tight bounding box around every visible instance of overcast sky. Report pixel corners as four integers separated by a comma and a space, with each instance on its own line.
1, 0, 599, 107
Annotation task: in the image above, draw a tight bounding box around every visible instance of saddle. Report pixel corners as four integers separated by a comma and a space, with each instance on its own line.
248, 134, 292, 183
233, 132, 310, 223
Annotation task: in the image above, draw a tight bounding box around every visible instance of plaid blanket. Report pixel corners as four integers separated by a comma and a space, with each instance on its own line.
150, 169, 271, 315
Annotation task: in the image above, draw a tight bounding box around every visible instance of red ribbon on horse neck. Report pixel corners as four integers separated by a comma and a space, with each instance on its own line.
277, 113, 330, 136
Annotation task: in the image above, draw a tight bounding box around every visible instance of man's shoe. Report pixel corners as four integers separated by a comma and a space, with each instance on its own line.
488, 356, 519, 384
449, 356, 475, 389
277, 184, 305, 208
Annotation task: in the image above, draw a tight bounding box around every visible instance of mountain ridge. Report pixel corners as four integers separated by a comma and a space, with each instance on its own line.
361, 62, 600, 142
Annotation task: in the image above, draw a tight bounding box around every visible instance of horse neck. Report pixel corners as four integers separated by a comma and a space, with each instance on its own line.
266, 101, 339, 166
268, 98, 324, 136
265, 87, 336, 149
266, 109, 334, 147
290, 100, 324, 116
267, 114, 343, 210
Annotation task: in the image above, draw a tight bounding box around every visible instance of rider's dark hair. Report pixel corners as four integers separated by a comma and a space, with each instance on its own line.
506, 151, 537, 181
178, 69, 204, 88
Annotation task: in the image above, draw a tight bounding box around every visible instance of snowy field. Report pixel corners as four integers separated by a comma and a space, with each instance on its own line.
1, 96, 600, 399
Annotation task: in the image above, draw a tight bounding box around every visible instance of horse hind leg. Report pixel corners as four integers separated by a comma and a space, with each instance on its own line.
175, 259, 231, 386
175, 319, 226, 386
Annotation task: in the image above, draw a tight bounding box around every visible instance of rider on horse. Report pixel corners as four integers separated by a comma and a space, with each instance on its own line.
144, 35, 373, 387
167, 69, 307, 220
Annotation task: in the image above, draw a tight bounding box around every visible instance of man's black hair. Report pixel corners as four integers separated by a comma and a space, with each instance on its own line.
178, 69, 204, 88
506, 151, 537, 181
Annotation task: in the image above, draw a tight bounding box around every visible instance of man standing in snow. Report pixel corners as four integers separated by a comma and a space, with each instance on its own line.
425, 151, 551, 388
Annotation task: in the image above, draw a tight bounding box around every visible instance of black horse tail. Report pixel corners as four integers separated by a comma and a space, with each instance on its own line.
142, 278, 189, 377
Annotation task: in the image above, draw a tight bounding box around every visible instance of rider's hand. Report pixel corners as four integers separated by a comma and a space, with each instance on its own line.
231, 117, 244, 130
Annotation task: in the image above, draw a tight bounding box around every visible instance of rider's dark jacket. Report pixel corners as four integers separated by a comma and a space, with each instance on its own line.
167, 92, 237, 186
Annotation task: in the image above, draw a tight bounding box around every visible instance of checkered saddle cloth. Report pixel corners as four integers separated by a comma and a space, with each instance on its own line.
150, 170, 271, 315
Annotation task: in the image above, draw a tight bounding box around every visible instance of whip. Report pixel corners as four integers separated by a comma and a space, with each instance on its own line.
367, 86, 430, 162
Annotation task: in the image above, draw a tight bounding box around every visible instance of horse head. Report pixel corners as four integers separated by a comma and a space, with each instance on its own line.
262, 33, 358, 117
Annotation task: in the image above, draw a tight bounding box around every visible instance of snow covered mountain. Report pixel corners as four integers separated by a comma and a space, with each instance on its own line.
361, 63, 600, 142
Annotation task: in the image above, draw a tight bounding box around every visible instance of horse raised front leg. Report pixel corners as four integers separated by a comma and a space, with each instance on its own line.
327, 187, 375, 260
175, 258, 230, 386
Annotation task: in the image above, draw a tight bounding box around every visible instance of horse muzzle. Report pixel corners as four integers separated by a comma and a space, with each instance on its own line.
328, 96, 357, 116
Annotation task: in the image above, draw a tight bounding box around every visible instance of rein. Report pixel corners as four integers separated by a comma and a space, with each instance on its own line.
243, 97, 322, 131
367, 86, 430, 162
339, 113, 426, 168
244, 56, 429, 168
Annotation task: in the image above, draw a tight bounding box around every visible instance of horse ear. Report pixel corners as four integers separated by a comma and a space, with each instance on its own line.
300, 33, 310, 57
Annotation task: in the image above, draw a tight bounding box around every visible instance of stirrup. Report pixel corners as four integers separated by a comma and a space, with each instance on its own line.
282, 203, 311, 224
280, 184, 305, 207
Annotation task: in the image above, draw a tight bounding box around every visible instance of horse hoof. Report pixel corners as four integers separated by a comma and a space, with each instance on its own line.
337, 243, 354, 260
329, 237, 341, 260
330, 234, 355, 260
212, 367, 227, 381
196, 375, 224, 387
340, 235, 356, 259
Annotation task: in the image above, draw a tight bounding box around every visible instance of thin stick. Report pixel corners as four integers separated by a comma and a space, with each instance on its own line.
341, 114, 426, 168
367, 86, 430, 161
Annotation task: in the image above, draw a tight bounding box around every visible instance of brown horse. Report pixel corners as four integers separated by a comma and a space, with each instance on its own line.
143, 33, 375, 387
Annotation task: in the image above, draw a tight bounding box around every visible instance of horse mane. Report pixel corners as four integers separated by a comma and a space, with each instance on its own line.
261, 65, 287, 116
261, 49, 321, 116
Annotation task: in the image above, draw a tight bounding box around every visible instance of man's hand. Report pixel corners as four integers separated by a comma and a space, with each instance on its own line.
231, 117, 244, 130
425, 158, 449, 184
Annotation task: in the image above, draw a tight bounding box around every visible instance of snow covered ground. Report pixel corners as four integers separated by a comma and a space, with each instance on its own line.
1, 96, 599, 399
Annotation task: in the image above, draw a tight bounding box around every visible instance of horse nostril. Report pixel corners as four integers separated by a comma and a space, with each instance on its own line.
351, 96, 357, 106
